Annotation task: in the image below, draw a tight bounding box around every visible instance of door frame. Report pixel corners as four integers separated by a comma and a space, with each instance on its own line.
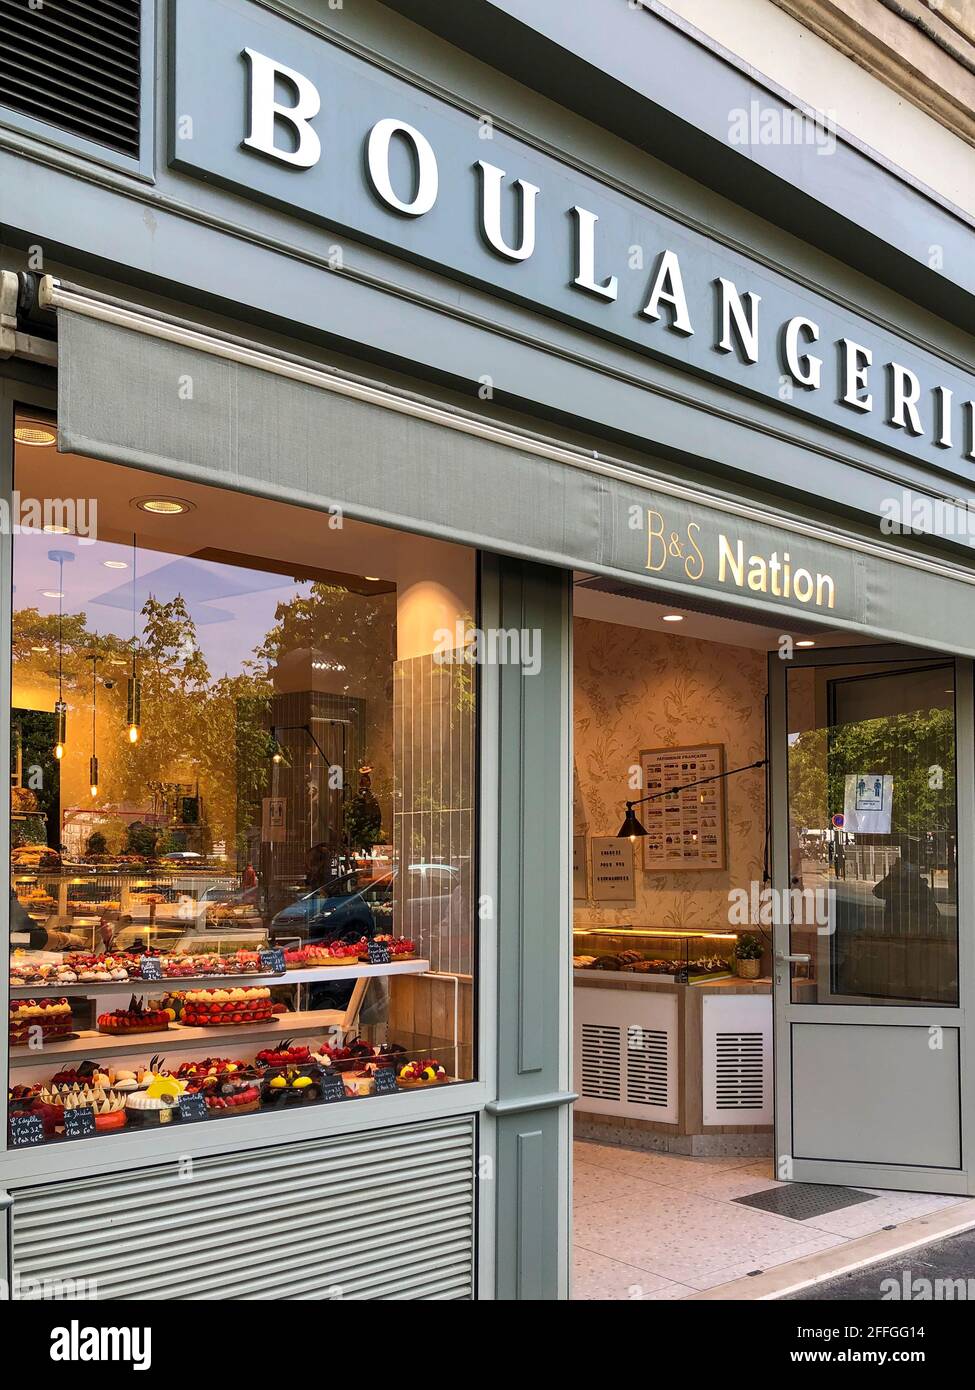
767, 643, 975, 1195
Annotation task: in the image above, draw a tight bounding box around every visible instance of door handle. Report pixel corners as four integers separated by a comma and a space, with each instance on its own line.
775, 952, 811, 963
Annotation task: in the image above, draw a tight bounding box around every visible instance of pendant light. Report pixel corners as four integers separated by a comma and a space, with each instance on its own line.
48, 549, 74, 761
89, 653, 99, 798
126, 533, 142, 744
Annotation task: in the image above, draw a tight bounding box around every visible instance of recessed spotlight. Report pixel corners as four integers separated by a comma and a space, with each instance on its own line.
14, 420, 56, 447
103, 560, 128, 569
133, 496, 194, 515
796, 639, 816, 648
662, 614, 684, 623
364, 576, 381, 582
40, 589, 64, 599
41, 524, 71, 535
31, 645, 49, 654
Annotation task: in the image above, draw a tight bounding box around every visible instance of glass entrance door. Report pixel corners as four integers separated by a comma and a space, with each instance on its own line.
768, 645, 974, 1193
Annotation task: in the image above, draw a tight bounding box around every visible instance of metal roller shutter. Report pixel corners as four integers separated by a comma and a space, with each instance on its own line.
10, 1116, 477, 1300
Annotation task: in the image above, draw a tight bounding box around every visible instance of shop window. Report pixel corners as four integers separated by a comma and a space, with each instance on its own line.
7, 412, 477, 1146
786, 661, 958, 1006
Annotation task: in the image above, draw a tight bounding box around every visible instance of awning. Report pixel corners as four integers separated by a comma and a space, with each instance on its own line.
44, 276, 975, 657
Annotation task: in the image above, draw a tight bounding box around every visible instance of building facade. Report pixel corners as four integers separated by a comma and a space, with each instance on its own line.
1, 0, 975, 1300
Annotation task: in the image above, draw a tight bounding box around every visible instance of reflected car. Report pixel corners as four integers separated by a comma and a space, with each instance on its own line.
269, 863, 459, 945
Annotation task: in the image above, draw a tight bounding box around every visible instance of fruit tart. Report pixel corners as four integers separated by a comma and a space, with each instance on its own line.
9, 997, 73, 1045
187, 1075, 263, 1116
256, 1041, 312, 1069
261, 1064, 327, 1106
97, 994, 169, 1035
396, 1058, 449, 1089
180, 986, 273, 1026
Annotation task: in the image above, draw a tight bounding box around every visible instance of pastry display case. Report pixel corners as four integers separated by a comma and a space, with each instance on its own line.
573, 927, 739, 981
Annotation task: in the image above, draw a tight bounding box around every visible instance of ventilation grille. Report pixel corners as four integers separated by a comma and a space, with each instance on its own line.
580, 1022, 623, 1101
625, 1027, 669, 1107
11, 1117, 476, 1300
0, 0, 141, 158
714, 1031, 766, 1110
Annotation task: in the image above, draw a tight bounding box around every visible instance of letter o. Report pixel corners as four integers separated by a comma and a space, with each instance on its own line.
793, 568, 814, 603
366, 118, 438, 216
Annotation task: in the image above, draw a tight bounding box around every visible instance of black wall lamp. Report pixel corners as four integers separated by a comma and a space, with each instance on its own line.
617, 758, 768, 840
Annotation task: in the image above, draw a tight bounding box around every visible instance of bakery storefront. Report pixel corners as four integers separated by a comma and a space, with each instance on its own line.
3, 0, 975, 1301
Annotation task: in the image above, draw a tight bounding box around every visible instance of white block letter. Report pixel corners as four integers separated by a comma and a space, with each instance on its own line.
476, 161, 538, 260
367, 118, 438, 216
571, 206, 617, 301
242, 48, 321, 169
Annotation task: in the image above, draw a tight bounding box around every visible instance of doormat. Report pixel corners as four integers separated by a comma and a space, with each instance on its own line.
734, 1184, 877, 1221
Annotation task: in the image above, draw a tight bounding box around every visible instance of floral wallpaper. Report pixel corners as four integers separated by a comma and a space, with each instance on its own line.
573, 616, 767, 931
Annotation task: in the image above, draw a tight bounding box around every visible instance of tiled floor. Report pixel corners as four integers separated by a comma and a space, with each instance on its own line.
572, 1139, 975, 1300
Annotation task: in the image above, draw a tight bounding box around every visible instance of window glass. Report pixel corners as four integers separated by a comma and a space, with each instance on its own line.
8, 419, 477, 1144
786, 661, 957, 1005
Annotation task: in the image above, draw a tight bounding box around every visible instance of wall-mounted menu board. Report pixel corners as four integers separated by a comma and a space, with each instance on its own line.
639, 744, 726, 871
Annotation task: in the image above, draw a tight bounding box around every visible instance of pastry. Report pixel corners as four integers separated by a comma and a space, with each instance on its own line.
396, 1059, 448, 1088
97, 995, 169, 1035
180, 986, 273, 1026
9, 997, 73, 1045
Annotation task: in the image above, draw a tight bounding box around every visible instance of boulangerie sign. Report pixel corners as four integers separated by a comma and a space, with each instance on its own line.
171, 0, 975, 482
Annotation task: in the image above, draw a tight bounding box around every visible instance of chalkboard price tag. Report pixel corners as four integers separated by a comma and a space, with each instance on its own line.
140, 955, 163, 981
64, 1105, 96, 1139
373, 1067, 399, 1096
367, 939, 391, 965
9, 1112, 45, 1147
321, 1073, 347, 1103
259, 948, 286, 975
178, 1092, 209, 1122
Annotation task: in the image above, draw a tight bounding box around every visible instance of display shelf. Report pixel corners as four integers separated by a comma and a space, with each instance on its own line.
8, 958, 430, 998
8, 1007, 363, 1065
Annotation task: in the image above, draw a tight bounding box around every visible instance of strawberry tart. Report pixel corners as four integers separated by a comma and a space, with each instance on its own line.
9, 997, 73, 1045
180, 986, 273, 1026
97, 995, 169, 1035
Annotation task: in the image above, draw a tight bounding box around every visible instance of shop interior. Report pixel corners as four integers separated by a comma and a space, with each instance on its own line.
8, 410, 477, 1144
570, 571, 962, 1296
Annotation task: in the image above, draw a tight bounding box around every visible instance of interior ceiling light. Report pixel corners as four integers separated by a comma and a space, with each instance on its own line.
661, 613, 684, 622
364, 576, 381, 582
40, 589, 64, 599
42, 524, 71, 535
796, 639, 816, 648
14, 419, 56, 447
133, 496, 193, 515
103, 560, 128, 569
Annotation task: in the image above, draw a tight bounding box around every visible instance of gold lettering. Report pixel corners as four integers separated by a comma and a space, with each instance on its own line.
717, 534, 743, 586
646, 509, 667, 572
816, 572, 835, 609
684, 522, 705, 580
747, 555, 768, 592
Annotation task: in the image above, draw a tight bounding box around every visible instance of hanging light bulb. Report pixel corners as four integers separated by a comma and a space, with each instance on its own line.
54, 700, 66, 760
126, 532, 143, 745
126, 673, 141, 743
89, 653, 99, 800
48, 549, 74, 762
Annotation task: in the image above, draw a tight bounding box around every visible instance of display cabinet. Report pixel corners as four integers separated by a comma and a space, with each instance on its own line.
572, 926, 738, 981
8, 868, 468, 1148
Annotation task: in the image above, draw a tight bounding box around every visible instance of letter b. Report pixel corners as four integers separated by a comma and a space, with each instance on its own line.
242, 48, 321, 169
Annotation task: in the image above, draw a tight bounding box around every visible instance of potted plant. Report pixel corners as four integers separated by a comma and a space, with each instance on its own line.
735, 933, 763, 979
